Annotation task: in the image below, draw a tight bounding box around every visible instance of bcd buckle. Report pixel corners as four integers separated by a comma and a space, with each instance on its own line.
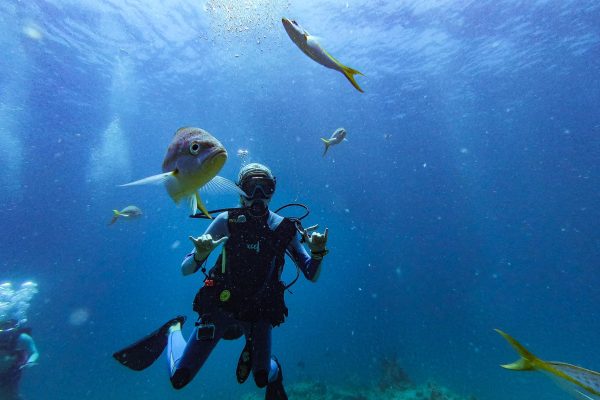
196, 323, 216, 341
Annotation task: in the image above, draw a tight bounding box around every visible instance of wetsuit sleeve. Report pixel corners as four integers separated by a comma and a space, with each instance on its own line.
181, 212, 230, 275
17, 333, 39, 365
287, 234, 323, 282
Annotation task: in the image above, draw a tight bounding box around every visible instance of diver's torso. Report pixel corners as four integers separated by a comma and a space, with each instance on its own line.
0, 331, 24, 374
218, 209, 294, 296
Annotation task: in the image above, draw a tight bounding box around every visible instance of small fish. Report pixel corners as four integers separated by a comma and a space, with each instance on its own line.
282, 18, 364, 93
321, 128, 347, 157
496, 329, 600, 399
109, 205, 142, 225
121, 127, 240, 218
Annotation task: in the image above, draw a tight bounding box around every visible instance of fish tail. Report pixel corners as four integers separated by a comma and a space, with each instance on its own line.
495, 329, 538, 371
339, 64, 364, 93
321, 138, 331, 157
109, 210, 120, 225
193, 192, 212, 219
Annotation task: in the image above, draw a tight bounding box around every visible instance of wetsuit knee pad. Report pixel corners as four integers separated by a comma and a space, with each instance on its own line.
254, 369, 268, 388
171, 368, 192, 390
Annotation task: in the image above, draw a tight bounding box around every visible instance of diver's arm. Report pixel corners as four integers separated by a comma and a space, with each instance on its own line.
181, 212, 230, 276
17, 333, 39, 367
288, 235, 323, 283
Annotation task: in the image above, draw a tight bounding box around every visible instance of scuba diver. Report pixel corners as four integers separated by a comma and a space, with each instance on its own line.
0, 282, 39, 400
114, 163, 329, 399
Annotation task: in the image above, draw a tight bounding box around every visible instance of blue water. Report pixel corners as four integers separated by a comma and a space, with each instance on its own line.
1, 1, 599, 399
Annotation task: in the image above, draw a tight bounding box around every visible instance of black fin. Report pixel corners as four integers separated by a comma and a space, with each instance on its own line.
113, 315, 186, 371
265, 356, 287, 400
236, 338, 253, 384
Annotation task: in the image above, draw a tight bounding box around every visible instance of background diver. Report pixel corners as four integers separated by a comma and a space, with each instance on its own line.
114, 163, 329, 400
0, 282, 39, 400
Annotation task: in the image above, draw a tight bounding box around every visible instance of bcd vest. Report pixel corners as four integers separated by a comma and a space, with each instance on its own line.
0, 327, 31, 373
193, 209, 297, 327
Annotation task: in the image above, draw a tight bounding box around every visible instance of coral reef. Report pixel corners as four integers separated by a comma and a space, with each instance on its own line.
242, 380, 476, 400
378, 355, 413, 392
242, 357, 476, 400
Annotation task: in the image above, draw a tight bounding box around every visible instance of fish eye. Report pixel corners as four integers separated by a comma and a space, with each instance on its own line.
189, 141, 201, 155
292, 20, 297, 25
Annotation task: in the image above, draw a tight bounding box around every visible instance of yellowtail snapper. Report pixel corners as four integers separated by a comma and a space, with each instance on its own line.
496, 329, 600, 400
321, 127, 347, 157
109, 205, 142, 225
282, 17, 364, 93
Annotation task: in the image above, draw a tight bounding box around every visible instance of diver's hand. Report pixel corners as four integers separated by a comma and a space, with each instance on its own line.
305, 228, 329, 258
189, 234, 228, 261
19, 362, 38, 370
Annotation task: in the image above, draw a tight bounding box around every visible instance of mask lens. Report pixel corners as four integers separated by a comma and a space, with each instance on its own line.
241, 176, 275, 199
0, 319, 17, 332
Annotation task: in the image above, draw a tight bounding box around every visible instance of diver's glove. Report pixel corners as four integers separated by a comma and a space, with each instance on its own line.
189, 234, 228, 263
305, 227, 329, 260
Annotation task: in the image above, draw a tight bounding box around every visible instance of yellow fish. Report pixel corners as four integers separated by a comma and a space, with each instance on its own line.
496, 329, 600, 399
282, 17, 364, 93
109, 205, 142, 225
121, 127, 240, 218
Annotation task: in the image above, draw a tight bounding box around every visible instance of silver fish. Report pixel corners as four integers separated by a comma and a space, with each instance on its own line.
109, 205, 142, 225
282, 17, 364, 93
497, 329, 600, 399
321, 128, 347, 157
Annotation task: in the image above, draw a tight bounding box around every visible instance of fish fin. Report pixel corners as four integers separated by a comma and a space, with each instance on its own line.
201, 176, 244, 196
307, 35, 324, 44
194, 192, 212, 219
343, 138, 348, 142
120, 172, 175, 187
339, 64, 365, 93
109, 210, 120, 225
495, 329, 537, 371
573, 389, 595, 400
321, 138, 331, 157
189, 194, 197, 215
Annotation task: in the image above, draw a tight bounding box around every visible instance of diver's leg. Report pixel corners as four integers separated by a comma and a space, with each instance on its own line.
167, 311, 234, 389
247, 320, 272, 388
248, 320, 288, 400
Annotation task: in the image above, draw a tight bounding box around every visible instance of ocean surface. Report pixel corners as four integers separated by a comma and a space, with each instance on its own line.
1, 1, 599, 399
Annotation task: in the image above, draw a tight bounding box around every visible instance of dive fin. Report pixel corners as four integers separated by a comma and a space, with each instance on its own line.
321, 138, 331, 157
236, 338, 253, 384
120, 171, 174, 187
194, 192, 212, 219
495, 329, 537, 371
113, 316, 186, 371
109, 210, 120, 225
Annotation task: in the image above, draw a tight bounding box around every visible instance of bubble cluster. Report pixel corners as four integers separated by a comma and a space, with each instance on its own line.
204, 0, 290, 46
0, 281, 38, 326
237, 148, 250, 165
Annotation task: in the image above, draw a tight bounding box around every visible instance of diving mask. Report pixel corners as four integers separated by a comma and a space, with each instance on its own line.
0, 319, 19, 332
240, 175, 276, 200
